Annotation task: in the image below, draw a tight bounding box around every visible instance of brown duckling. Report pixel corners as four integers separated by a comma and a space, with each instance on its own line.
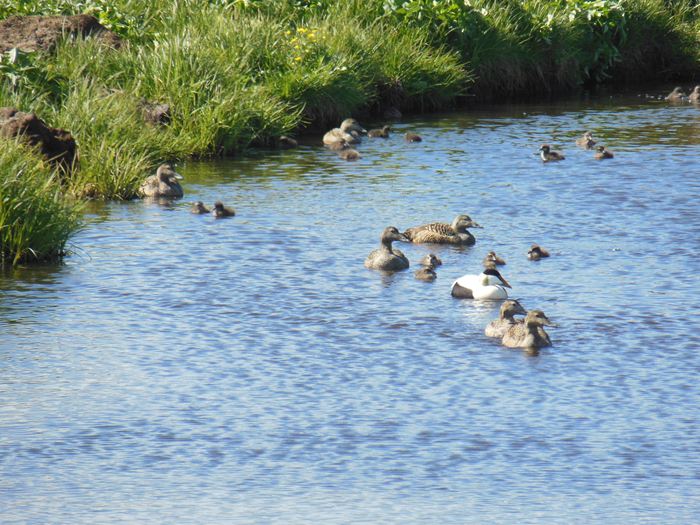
191, 201, 210, 214
323, 118, 366, 147
539, 144, 565, 162
665, 86, 686, 102
484, 299, 527, 338
688, 85, 700, 103
594, 145, 614, 159
501, 310, 556, 349
483, 251, 506, 267
405, 132, 422, 143
338, 148, 361, 161
414, 262, 437, 282
364, 226, 410, 271
403, 214, 482, 245
139, 163, 184, 198
211, 201, 235, 218
419, 253, 442, 267
527, 244, 550, 261
368, 125, 391, 138
575, 131, 596, 149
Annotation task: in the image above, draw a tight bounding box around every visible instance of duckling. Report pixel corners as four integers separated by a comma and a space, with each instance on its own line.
451, 267, 512, 300
665, 86, 686, 102
539, 144, 565, 162
527, 244, 550, 261
191, 201, 210, 214
484, 299, 527, 338
689, 85, 700, 103
419, 253, 442, 267
501, 310, 555, 349
403, 214, 482, 245
483, 251, 506, 266
368, 125, 391, 138
323, 118, 367, 147
211, 201, 235, 218
594, 145, 614, 159
139, 163, 184, 198
405, 132, 422, 143
414, 262, 437, 282
338, 148, 361, 161
575, 131, 596, 149
364, 226, 410, 271
278, 135, 298, 149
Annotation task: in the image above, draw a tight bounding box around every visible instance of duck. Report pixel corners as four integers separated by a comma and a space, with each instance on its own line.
483, 251, 506, 266
211, 201, 235, 218
689, 85, 700, 103
665, 86, 686, 102
575, 131, 596, 149
139, 163, 184, 198
484, 299, 528, 338
527, 244, 550, 260
414, 261, 437, 281
451, 267, 512, 300
539, 144, 565, 162
278, 135, 298, 149
405, 132, 422, 143
191, 201, 210, 214
419, 253, 442, 267
403, 214, 482, 245
594, 145, 614, 159
364, 226, 410, 271
368, 125, 391, 138
338, 148, 361, 161
501, 310, 555, 349
323, 118, 367, 147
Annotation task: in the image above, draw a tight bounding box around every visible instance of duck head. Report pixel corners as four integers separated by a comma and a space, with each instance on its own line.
482, 267, 511, 288
539, 144, 551, 154
524, 309, 556, 327
424, 253, 441, 267
157, 163, 183, 183
191, 201, 208, 213
381, 226, 409, 245
340, 118, 367, 135
500, 299, 527, 319
485, 250, 505, 265
452, 214, 482, 231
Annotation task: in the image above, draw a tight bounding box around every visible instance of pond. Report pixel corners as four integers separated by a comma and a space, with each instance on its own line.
2, 88, 700, 523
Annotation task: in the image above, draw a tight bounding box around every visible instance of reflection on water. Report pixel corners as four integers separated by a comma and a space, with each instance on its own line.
2, 89, 700, 524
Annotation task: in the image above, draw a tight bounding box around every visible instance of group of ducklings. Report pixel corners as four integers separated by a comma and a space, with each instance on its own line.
665, 85, 700, 103
540, 131, 614, 162
322, 118, 422, 160
364, 215, 555, 351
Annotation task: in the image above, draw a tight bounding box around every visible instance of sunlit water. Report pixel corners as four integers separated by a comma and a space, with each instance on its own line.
2, 90, 700, 524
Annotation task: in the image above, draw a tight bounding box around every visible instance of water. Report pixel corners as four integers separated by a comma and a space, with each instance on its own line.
2, 90, 700, 524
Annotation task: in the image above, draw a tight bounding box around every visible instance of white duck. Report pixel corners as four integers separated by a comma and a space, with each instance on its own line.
451, 267, 512, 300
323, 118, 367, 147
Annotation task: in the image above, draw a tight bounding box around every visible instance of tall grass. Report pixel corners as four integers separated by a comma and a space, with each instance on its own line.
0, 139, 81, 265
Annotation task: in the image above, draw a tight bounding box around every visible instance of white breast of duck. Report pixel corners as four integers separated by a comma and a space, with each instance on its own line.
451, 267, 512, 300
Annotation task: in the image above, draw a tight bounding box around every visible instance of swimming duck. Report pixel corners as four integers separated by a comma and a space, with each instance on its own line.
419, 253, 442, 267
338, 148, 361, 161
139, 163, 184, 198
364, 226, 410, 271
484, 299, 527, 338
368, 125, 391, 138
403, 214, 482, 245
405, 132, 422, 143
414, 262, 437, 281
278, 135, 298, 149
483, 251, 506, 266
539, 144, 565, 162
451, 267, 512, 300
323, 118, 366, 147
665, 86, 686, 102
575, 131, 596, 149
689, 86, 700, 103
191, 201, 210, 214
527, 244, 550, 260
501, 310, 555, 349
594, 145, 614, 159
212, 201, 235, 218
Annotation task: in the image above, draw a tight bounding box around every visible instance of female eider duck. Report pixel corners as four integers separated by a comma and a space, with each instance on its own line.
539, 144, 565, 162
665, 86, 686, 102
364, 227, 410, 271
484, 299, 527, 338
527, 244, 550, 260
594, 145, 614, 159
323, 118, 367, 147
368, 125, 391, 138
575, 131, 596, 149
403, 214, 482, 245
191, 201, 209, 214
139, 163, 184, 198
419, 253, 442, 267
689, 85, 700, 103
483, 251, 506, 266
338, 148, 361, 161
451, 267, 512, 300
212, 201, 235, 218
501, 310, 555, 349
405, 132, 422, 143
414, 261, 437, 282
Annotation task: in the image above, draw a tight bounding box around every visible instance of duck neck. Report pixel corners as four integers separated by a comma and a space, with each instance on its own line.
380, 238, 395, 254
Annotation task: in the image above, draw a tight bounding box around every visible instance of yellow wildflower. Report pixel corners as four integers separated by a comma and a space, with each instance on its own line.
294, 56, 302, 62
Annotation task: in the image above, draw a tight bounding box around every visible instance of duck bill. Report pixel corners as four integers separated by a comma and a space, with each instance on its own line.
173, 172, 184, 180
469, 221, 483, 229
397, 233, 410, 243
543, 319, 557, 327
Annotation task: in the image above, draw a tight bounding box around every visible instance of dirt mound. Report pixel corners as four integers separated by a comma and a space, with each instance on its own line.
0, 107, 76, 170
0, 14, 121, 53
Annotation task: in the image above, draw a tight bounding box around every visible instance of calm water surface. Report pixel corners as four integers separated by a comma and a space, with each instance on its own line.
2, 91, 700, 524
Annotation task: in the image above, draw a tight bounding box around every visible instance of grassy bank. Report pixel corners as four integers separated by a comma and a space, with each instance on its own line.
0, 0, 698, 264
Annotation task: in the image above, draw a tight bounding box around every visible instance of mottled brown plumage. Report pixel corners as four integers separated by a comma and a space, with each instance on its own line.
501, 310, 555, 349
484, 300, 527, 338
594, 145, 614, 160
403, 214, 481, 245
